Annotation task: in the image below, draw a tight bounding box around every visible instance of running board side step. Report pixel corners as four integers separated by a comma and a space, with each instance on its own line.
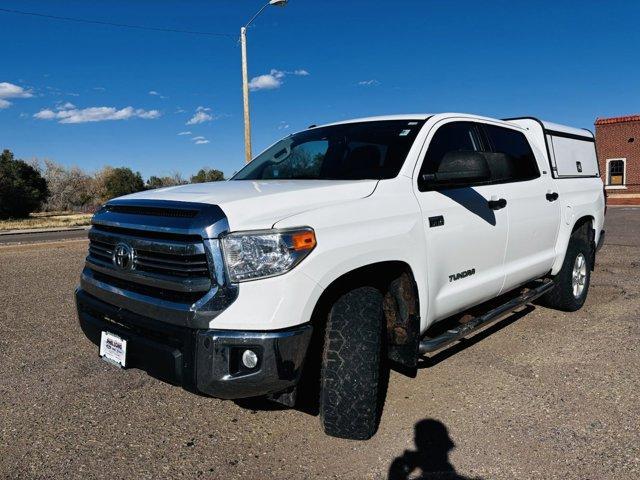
418, 280, 554, 354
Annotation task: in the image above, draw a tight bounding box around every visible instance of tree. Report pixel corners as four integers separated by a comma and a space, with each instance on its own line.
100, 167, 145, 200
146, 172, 187, 190
43, 160, 93, 212
0, 149, 49, 219
190, 168, 225, 183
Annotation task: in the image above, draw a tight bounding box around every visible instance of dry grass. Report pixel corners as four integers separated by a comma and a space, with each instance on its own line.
0, 212, 92, 231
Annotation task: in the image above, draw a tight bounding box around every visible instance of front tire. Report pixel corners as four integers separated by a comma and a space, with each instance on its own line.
319, 286, 386, 440
543, 232, 592, 311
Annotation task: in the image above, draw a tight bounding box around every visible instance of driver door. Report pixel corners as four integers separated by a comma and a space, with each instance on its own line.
414, 120, 508, 321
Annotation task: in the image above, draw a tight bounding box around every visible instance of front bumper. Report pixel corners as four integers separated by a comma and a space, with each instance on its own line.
76, 288, 312, 399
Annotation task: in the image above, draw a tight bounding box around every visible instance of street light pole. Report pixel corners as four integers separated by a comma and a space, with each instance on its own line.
240, 26, 252, 163
240, 0, 288, 163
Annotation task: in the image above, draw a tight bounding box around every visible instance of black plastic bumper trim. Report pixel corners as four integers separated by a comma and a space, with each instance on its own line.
75, 288, 312, 399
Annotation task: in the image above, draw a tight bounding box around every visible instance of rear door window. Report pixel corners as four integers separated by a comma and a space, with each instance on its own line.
482, 124, 540, 182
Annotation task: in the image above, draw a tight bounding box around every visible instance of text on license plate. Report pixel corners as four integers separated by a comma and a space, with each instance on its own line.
99, 331, 127, 368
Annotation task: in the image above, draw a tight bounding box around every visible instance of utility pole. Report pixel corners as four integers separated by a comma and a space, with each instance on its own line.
240, 0, 288, 163
240, 26, 252, 163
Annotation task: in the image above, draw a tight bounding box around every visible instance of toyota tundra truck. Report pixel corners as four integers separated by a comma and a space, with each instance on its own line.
76, 113, 605, 440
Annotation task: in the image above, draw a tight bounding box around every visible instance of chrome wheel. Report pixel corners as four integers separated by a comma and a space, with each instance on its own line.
572, 253, 587, 299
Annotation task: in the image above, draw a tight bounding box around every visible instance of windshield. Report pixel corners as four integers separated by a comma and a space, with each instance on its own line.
232, 120, 425, 181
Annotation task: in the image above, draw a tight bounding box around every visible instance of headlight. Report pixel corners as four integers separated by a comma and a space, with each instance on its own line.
221, 228, 316, 282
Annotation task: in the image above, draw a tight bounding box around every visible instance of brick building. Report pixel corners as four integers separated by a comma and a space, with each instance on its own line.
594, 115, 640, 205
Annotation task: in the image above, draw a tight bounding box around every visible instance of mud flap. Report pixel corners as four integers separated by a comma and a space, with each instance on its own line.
383, 272, 421, 369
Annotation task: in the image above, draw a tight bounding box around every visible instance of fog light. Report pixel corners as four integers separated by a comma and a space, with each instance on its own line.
241, 349, 258, 369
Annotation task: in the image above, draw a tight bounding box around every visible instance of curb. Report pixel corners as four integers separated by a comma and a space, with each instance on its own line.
0, 226, 90, 236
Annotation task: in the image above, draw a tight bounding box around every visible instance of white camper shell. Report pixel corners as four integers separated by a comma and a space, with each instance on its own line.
506, 117, 599, 178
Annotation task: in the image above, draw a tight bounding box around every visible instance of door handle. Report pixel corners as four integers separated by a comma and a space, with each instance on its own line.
546, 192, 559, 202
487, 198, 507, 210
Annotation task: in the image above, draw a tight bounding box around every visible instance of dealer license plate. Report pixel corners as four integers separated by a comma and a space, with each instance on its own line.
99, 331, 127, 368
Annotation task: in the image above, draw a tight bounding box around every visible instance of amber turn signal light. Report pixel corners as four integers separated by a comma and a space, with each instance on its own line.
291, 230, 317, 251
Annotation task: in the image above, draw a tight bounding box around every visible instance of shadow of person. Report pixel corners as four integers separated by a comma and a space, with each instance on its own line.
388, 419, 483, 480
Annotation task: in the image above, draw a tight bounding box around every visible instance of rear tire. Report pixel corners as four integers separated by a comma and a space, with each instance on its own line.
319, 286, 386, 440
542, 232, 592, 312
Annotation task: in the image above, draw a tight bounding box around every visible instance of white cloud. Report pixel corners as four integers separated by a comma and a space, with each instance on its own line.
93, 86, 106, 92
34, 109, 57, 119
249, 72, 283, 91
248, 68, 310, 91
137, 110, 162, 119
186, 106, 213, 125
190, 135, 210, 145
149, 90, 168, 99
34, 105, 162, 124
189, 135, 210, 145
44, 86, 79, 97
358, 79, 380, 86
0, 82, 33, 99
178, 131, 192, 136
278, 121, 290, 130
0, 82, 33, 108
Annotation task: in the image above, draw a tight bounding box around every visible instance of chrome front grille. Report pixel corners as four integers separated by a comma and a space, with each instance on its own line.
79, 199, 237, 327
86, 224, 213, 299
135, 250, 209, 278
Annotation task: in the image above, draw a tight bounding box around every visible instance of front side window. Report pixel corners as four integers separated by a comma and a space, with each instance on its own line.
418, 121, 484, 189
232, 120, 425, 181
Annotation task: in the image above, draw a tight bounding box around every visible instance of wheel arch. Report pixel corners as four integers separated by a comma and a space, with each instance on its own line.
572, 215, 594, 236
552, 214, 596, 275
309, 261, 421, 370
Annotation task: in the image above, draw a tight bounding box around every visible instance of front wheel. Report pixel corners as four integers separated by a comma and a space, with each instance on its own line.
319, 286, 387, 440
542, 233, 592, 312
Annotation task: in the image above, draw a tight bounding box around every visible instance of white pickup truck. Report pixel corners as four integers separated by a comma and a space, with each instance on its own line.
76, 113, 605, 440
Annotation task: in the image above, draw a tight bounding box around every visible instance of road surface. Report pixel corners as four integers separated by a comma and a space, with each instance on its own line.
0, 208, 638, 479
0, 228, 88, 245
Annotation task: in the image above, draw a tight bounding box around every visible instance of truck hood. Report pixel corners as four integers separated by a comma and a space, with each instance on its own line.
118, 179, 378, 230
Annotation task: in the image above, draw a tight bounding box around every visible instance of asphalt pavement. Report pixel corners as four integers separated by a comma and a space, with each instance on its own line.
0, 228, 88, 245
0, 208, 638, 479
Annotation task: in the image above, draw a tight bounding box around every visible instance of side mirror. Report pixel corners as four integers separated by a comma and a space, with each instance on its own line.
422, 151, 491, 187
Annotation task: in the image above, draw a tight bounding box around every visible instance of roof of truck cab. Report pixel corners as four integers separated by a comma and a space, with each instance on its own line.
315, 113, 525, 130
313, 113, 591, 138
316, 113, 530, 129
316, 114, 432, 127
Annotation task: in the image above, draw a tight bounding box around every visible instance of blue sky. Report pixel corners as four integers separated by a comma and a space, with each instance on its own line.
2, 0, 639, 178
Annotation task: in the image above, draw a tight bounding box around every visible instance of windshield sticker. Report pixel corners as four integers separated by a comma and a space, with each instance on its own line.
399, 129, 411, 136
408, 122, 419, 125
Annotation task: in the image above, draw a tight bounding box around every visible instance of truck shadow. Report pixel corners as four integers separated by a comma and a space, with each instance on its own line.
388, 418, 483, 480
417, 305, 535, 369
438, 188, 497, 226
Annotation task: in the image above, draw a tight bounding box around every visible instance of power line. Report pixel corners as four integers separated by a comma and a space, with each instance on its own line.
0, 7, 237, 38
